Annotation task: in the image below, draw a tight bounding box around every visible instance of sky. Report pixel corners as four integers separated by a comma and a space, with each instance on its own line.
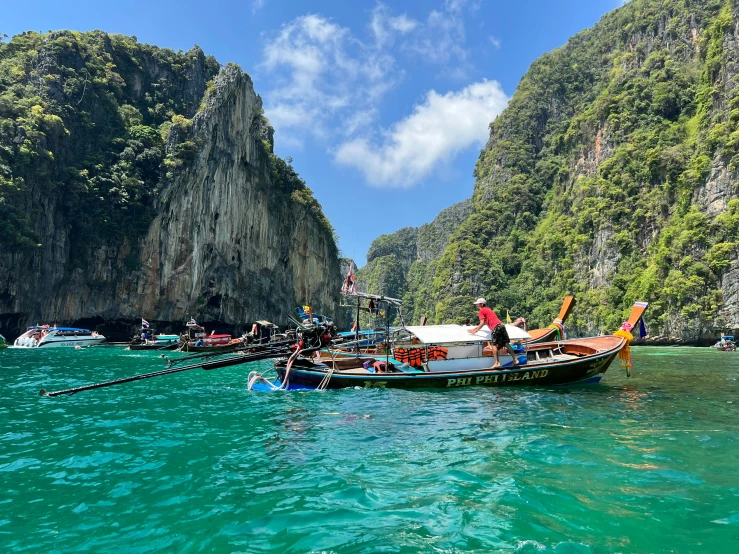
3, 0, 626, 265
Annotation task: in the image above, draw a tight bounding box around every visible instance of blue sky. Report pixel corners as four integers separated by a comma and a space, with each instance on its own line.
3, 0, 624, 265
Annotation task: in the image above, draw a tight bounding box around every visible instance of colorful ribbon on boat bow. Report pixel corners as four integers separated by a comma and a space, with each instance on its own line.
548, 320, 564, 340
614, 321, 634, 377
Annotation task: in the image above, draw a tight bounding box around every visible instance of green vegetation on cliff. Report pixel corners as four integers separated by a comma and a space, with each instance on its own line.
0, 31, 220, 251
0, 30, 334, 262
362, 0, 739, 338
356, 200, 471, 325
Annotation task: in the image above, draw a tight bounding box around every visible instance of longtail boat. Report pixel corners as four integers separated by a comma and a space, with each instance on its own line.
179, 339, 242, 353
525, 295, 576, 343
128, 327, 180, 351
177, 320, 237, 352
273, 301, 648, 390
712, 335, 736, 351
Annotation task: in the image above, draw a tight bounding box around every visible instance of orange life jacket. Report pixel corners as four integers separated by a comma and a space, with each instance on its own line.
394, 348, 425, 367
427, 346, 448, 360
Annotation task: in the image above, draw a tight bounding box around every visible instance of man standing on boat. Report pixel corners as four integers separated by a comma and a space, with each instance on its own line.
468, 298, 519, 369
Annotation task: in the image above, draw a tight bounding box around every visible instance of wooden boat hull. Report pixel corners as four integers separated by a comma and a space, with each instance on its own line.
128, 343, 179, 351
276, 336, 624, 390
178, 343, 241, 353
524, 295, 577, 344
524, 327, 560, 344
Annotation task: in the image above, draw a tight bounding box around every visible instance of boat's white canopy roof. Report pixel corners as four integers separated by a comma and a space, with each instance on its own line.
255, 320, 277, 326
402, 324, 531, 344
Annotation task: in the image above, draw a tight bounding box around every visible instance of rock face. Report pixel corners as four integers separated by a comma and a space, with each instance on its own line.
356, 199, 472, 324
0, 33, 340, 339
130, 65, 339, 326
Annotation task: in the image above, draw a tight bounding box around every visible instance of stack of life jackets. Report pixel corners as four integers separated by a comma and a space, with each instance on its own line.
394, 346, 448, 368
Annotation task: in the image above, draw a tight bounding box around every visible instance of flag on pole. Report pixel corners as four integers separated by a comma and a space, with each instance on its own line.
141, 318, 150, 328
506, 310, 512, 324
341, 263, 357, 295
638, 317, 647, 339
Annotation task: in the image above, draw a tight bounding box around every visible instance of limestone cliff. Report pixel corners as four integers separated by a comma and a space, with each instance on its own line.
356, 199, 472, 325
0, 32, 340, 339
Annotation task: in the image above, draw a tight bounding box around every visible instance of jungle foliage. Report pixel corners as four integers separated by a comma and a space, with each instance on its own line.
0, 30, 335, 266
360, 0, 739, 336
0, 30, 221, 252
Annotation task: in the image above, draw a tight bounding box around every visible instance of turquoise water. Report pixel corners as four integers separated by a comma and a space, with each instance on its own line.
1, 346, 738, 553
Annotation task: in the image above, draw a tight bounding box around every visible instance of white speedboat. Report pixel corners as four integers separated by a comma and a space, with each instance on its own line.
14, 325, 106, 348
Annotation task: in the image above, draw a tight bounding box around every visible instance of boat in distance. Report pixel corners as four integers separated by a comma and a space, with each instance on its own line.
712, 335, 736, 351
14, 325, 105, 348
128, 334, 180, 351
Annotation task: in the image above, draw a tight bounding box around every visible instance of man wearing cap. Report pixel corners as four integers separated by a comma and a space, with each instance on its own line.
468, 298, 519, 369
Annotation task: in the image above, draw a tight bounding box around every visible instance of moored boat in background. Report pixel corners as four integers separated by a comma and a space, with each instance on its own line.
128, 332, 181, 351
177, 319, 236, 352
713, 335, 736, 351
14, 326, 105, 348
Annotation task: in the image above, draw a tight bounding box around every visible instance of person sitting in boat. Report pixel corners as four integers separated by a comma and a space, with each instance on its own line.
512, 317, 527, 330
468, 298, 519, 369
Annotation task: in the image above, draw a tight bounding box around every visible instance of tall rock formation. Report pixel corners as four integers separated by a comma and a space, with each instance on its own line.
0, 31, 340, 338
363, 0, 739, 343
356, 199, 472, 325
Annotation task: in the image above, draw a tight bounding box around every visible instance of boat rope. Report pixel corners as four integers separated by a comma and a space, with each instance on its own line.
247, 344, 301, 391
316, 365, 335, 391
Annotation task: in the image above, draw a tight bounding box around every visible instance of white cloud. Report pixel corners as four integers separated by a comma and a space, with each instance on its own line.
370, 4, 418, 47
262, 14, 368, 144
334, 80, 509, 187
343, 109, 378, 136
489, 36, 501, 49
404, 6, 469, 70
261, 1, 474, 143
261, 0, 497, 182
445, 0, 467, 13
251, 0, 265, 13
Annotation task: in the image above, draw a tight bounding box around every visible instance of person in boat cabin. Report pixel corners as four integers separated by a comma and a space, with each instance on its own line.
468, 298, 519, 369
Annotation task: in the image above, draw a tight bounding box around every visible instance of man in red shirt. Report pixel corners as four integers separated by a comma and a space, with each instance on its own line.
468, 298, 519, 368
